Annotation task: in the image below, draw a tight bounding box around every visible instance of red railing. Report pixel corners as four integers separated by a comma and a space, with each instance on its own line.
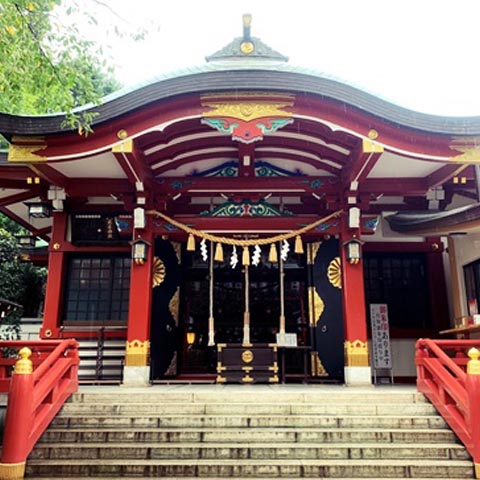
0, 340, 79, 477
416, 339, 480, 475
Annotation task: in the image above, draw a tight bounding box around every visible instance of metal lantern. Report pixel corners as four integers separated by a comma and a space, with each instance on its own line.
26, 201, 51, 219
16, 234, 37, 248
344, 238, 363, 264
131, 238, 150, 265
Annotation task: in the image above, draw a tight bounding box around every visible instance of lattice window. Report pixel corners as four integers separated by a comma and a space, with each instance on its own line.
63, 255, 131, 323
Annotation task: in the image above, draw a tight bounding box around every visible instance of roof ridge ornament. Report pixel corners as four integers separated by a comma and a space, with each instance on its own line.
206, 14, 288, 63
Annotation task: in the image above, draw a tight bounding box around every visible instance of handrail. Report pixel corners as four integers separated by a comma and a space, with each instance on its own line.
416, 338, 480, 479
0, 340, 79, 480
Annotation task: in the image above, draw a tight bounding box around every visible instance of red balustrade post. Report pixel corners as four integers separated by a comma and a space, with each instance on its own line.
467, 347, 480, 479
0, 348, 34, 480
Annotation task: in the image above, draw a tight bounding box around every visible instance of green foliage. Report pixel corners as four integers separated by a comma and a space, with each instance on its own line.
0, 228, 47, 339
0, 213, 26, 235
0, 0, 123, 133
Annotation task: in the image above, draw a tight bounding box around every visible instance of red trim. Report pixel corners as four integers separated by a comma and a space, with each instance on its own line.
126, 224, 154, 344
416, 339, 480, 468
0, 339, 79, 466
41, 213, 68, 338
340, 224, 368, 344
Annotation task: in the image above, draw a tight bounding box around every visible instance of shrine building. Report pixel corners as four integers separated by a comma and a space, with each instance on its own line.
1, 15, 480, 386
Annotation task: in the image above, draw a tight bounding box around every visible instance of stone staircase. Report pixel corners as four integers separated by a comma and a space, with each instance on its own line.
25, 386, 474, 479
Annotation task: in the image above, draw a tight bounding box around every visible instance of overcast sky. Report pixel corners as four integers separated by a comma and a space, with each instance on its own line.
73, 0, 480, 117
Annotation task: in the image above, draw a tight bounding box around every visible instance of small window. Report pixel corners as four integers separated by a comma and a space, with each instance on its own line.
364, 252, 432, 330
63, 254, 131, 325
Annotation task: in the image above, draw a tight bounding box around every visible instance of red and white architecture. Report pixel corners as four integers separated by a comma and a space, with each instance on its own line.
1, 17, 480, 386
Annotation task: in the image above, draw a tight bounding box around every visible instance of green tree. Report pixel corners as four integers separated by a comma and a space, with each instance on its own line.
0, 0, 124, 133
0, 228, 47, 339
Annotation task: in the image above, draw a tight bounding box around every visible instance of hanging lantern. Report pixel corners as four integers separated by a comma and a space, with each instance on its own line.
187, 234, 196, 252
268, 243, 278, 263
186, 331, 196, 345
294, 235, 304, 254
214, 243, 224, 262
242, 246, 250, 266
131, 238, 150, 265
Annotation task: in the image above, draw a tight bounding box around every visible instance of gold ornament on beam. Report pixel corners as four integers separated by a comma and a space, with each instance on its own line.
294, 235, 304, 254
214, 243, 224, 262
187, 234, 196, 251
152, 256, 166, 288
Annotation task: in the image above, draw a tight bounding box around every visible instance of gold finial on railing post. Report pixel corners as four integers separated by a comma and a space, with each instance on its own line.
467, 347, 480, 375
14, 347, 33, 375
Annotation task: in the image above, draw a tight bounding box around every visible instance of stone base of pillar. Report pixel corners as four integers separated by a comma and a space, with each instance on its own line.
344, 366, 372, 386
122, 366, 151, 387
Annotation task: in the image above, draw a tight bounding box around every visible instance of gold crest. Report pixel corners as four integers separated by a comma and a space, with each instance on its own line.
327, 257, 342, 289
152, 256, 166, 288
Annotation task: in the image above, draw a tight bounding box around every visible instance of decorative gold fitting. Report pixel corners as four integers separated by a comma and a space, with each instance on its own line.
117, 129, 128, 139
344, 340, 370, 367
242, 366, 253, 372
53, 243, 61, 250
474, 463, 480, 479
216, 375, 226, 383
242, 375, 254, 383
242, 350, 254, 363
269, 375, 279, 383
467, 347, 480, 375
0, 461, 26, 479
14, 347, 33, 375
216, 362, 225, 372
125, 339, 150, 367
44, 329, 52, 338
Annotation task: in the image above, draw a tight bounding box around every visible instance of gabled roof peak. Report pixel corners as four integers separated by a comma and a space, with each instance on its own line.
206, 14, 288, 63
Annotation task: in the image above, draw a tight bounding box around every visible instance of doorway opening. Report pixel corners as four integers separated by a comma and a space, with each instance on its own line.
178, 249, 308, 376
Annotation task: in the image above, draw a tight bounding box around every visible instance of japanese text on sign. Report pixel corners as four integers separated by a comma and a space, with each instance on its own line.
369, 303, 392, 370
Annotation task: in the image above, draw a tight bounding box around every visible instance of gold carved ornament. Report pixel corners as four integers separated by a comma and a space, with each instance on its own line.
449, 136, 480, 163
14, 347, 33, 375
467, 347, 480, 375
308, 287, 324, 327
344, 340, 370, 367
125, 339, 150, 367
242, 350, 254, 363
152, 256, 166, 288
327, 257, 342, 289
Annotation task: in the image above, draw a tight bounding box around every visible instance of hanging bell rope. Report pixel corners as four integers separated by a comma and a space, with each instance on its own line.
243, 264, 250, 345
208, 242, 215, 346
147, 209, 343, 247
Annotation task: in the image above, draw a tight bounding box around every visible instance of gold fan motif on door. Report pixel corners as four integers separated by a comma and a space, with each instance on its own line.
327, 257, 342, 289
152, 256, 166, 288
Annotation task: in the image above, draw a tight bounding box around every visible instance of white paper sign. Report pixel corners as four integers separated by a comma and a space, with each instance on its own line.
369, 303, 392, 370
276, 333, 298, 347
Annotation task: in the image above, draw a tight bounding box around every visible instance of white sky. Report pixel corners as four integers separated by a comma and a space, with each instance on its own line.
73, 0, 480, 116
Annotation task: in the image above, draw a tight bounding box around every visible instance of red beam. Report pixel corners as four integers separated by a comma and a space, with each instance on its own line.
112, 139, 154, 189
155, 176, 340, 196
360, 178, 427, 195
426, 163, 470, 189
29, 163, 69, 188
0, 189, 43, 207
341, 139, 383, 188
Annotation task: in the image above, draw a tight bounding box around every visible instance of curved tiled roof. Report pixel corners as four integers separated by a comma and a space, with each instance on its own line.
1, 60, 480, 137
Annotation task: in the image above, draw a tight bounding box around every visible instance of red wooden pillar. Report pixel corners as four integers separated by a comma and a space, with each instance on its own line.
340, 219, 371, 385
123, 222, 154, 386
40, 212, 68, 339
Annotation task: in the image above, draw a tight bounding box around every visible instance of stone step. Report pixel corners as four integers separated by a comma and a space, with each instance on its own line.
59, 402, 437, 416
50, 414, 447, 429
25, 458, 475, 478
29, 442, 470, 461
71, 390, 428, 405
25, 478, 474, 480
39, 427, 459, 444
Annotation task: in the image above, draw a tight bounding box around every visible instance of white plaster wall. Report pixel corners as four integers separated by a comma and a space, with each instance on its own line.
369, 338, 417, 378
